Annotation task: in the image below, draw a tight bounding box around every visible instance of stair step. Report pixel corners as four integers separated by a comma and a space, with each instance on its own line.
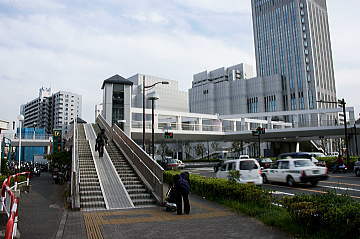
81, 195, 104, 202
125, 184, 146, 190
126, 188, 147, 194
80, 186, 102, 191
129, 193, 153, 200
80, 201, 106, 209
80, 182, 101, 187
132, 199, 156, 206
80, 191, 103, 196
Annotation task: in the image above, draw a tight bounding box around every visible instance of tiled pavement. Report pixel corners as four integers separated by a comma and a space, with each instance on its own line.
62, 193, 289, 239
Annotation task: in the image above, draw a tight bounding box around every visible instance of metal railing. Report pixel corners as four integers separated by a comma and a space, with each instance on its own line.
71, 121, 80, 210
131, 118, 351, 133
3, 133, 53, 140
1, 172, 31, 239
97, 115, 164, 204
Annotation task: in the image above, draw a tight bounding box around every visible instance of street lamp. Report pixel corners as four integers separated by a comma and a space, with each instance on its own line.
17, 115, 24, 172
33, 122, 37, 140
148, 93, 159, 159
142, 75, 169, 150
317, 99, 349, 164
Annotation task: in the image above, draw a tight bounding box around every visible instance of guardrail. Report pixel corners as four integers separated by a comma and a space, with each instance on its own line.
1, 172, 31, 239
97, 115, 164, 204
71, 121, 80, 210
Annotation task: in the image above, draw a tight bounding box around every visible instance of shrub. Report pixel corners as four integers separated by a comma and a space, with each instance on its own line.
282, 191, 360, 237
164, 171, 272, 206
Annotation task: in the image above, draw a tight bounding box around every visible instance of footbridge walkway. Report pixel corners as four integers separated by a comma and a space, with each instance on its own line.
71, 115, 164, 212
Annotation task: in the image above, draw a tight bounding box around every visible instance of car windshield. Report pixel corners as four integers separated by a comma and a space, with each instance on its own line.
261, 159, 273, 163
166, 159, 178, 164
240, 160, 258, 170
294, 160, 314, 167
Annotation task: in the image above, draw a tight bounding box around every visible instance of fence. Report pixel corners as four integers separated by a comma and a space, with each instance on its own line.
1, 172, 31, 239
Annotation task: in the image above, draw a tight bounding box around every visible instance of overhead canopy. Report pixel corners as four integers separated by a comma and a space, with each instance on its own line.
101, 75, 133, 89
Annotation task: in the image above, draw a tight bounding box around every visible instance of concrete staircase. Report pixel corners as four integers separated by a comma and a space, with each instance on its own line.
92, 124, 156, 207
78, 124, 106, 210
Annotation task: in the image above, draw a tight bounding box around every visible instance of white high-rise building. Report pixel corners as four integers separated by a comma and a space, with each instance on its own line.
21, 88, 82, 135
52, 91, 82, 135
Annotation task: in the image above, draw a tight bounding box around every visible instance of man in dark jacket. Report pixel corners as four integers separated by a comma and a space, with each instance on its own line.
175, 172, 190, 215
95, 129, 107, 157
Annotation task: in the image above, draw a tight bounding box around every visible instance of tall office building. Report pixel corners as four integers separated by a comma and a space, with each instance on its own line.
251, 0, 337, 112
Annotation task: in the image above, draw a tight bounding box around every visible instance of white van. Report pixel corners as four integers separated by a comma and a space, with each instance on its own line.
216, 159, 263, 185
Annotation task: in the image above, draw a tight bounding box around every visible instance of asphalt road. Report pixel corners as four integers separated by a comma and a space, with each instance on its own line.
185, 167, 360, 200
18, 172, 66, 239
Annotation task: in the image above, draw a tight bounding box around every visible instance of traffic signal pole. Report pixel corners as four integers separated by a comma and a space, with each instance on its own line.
341, 99, 350, 165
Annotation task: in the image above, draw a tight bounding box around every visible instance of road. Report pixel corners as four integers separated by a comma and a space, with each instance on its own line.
185, 167, 360, 200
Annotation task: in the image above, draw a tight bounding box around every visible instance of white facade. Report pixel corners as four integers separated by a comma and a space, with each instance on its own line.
189, 64, 284, 115
95, 103, 103, 122
53, 91, 82, 135
21, 88, 82, 135
128, 74, 189, 113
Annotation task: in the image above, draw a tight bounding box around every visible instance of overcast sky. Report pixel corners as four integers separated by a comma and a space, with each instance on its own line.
0, 0, 359, 123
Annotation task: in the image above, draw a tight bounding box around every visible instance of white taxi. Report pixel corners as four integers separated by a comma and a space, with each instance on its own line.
261, 158, 328, 186
216, 159, 263, 185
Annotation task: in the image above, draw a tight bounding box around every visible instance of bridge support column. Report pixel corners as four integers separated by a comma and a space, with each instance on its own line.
296, 142, 300, 152
241, 118, 249, 131
349, 110, 355, 125
233, 121, 237, 132
154, 113, 159, 131
267, 117, 273, 129
198, 118, 203, 131
176, 116, 181, 130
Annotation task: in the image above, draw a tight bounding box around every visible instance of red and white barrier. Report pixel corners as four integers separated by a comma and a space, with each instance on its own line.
1, 172, 30, 239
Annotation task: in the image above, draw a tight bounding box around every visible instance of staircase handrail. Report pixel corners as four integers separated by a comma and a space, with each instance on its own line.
97, 115, 164, 203
71, 120, 80, 210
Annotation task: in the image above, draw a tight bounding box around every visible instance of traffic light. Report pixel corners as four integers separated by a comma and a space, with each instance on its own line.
256, 127, 266, 134
164, 132, 173, 139
53, 129, 62, 153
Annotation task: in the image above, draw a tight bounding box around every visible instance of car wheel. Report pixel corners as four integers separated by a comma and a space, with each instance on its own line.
310, 181, 318, 186
262, 174, 269, 184
286, 176, 296, 187
355, 169, 360, 177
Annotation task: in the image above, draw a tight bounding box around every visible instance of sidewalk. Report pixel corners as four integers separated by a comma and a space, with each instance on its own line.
18, 172, 66, 239
62, 193, 289, 239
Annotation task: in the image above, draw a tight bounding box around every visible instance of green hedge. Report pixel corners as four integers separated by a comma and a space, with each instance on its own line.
165, 171, 360, 238
164, 171, 271, 206
282, 192, 360, 237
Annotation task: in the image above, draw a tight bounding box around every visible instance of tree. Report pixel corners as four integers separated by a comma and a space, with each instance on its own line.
232, 141, 244, 157
156, 142, 172, 159
184, 142, 193, 160
211, 141, 220, 152
195, 143, 205, 159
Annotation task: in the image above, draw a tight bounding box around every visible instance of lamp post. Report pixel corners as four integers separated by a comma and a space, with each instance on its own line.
17, 115, 24, 172
317, 99, 349, 164
148, 94, 159, 159
33, 122, 37, 140
142, 76, 169, 150
354, 123, 358, 156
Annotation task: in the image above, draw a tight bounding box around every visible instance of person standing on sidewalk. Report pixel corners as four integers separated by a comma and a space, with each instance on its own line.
95, 129, 107, 157
175, 172, 191, 215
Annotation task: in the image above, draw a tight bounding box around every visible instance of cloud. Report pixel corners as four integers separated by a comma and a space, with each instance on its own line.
0, 0, 359, 122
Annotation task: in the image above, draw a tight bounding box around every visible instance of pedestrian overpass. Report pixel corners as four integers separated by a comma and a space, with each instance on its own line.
129, 107, 357, 142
